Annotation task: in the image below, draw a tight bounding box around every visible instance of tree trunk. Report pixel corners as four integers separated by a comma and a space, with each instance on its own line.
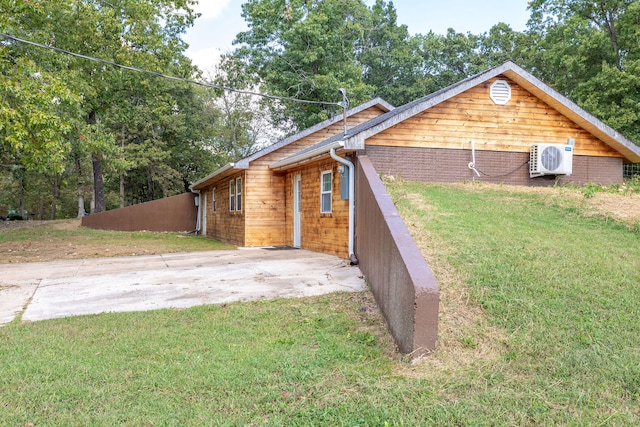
51, 174, 60, 220
18, 171, 26, 220
147, 169, 154, 202
88, 110, 106, 213
75, 152, 86, 218
120, 174, 125, 208
120, 124, 125, 208
92, 154, 106, 212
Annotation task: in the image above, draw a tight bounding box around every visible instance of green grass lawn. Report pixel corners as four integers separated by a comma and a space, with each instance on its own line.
1, 183, 639, 425
0, 220, 233, 263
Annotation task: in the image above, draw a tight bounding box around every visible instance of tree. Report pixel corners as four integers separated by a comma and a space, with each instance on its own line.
0, 43, 81, 174
526, 0, 640, 143
2, 0, 201, 212
359, 0, 428, 106
232, 0, 532, 129
1, 0, 223, 217
202, 55, 284, 164
234, 0, 375, 129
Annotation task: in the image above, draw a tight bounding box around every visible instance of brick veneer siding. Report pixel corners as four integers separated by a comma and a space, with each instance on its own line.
365, 146, 623, 186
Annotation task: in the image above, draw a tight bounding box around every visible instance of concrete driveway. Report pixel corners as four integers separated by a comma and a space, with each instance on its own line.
0, 249, 365, 325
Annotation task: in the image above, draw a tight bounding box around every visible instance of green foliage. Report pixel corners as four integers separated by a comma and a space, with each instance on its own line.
526, 0, 640, 144
203, 55, 281, 164
578, 176, 640, 198
1, 0, 221, 216
235, 0, 375, 129
0, 55, 81, 173
358, 0, 428, 106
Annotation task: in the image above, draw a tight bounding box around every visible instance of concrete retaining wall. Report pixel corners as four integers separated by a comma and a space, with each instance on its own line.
81, 193, 198, 232
355, 155, 439, 356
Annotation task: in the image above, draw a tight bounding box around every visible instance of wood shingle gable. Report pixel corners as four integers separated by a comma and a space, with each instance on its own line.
294, 61, 639, 163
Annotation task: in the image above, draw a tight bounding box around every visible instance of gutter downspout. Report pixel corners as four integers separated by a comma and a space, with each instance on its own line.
330, 143, 358, 265
193, 190, 201, 234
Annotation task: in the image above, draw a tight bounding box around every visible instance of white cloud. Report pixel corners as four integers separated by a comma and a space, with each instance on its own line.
191, 0, 232, 20
187, 47, 225, 72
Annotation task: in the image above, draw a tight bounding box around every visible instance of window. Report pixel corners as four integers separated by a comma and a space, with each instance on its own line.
229, 179, 235, 211
211, 188, 216, 212
320, 170, 332, 213
235, 177, 242, 211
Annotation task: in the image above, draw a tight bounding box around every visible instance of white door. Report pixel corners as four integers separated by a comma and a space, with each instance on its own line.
293, 174, 302, 248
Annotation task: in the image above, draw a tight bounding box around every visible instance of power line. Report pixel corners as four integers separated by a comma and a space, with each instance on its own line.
0, 32, 340, 107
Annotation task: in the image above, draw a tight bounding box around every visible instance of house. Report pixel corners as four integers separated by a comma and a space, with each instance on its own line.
190, 60, 640, 356
190, 61, 640, 259
190, 96, 394, 258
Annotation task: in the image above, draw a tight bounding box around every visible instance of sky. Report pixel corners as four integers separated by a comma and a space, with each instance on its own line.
183, 0, 532, 71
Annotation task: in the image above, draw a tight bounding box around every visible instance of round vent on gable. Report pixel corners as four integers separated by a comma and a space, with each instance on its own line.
490, 80, 511, 105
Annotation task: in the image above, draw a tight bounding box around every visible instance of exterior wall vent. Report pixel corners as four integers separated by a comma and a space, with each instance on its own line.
490, 80, 511, 105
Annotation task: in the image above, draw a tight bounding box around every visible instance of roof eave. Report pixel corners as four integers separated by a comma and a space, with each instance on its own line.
190, 163, 238, 191
340, 61, 640, 163
270, 140, 345, 170
238, 97, 395, 168
502, 68, 640, 163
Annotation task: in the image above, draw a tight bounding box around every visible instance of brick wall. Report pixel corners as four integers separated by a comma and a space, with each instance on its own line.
366, 146, 623, 186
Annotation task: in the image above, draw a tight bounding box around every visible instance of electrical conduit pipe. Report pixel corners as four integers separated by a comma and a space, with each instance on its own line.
193, 189, 201, 233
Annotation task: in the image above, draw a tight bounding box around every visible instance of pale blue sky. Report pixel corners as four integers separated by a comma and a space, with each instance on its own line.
184, 0, 531, 70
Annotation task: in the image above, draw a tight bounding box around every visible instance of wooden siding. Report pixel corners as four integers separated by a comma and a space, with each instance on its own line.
241, 105, 387, 248
196, 105, 387, 248
203, 171, 245, 246
284, 158, 349, 258
367, 76, 623, 159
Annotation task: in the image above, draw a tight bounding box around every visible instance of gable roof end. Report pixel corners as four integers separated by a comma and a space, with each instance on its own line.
235, 97, 394, 169
189, 97, 395, 190
335, 61, 640, 163
500, 63, 640, 163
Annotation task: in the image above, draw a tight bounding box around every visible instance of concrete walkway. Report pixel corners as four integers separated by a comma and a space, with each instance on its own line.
0, 249, 365, 325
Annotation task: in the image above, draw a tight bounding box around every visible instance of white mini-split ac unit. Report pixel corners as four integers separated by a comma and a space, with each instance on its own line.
530, 144, 573, 177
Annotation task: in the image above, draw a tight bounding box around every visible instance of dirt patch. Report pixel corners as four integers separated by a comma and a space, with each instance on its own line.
585, 193, 640, 225
50, 219, 83, 231
0, 220, 178, 264
0, 220, 50, 233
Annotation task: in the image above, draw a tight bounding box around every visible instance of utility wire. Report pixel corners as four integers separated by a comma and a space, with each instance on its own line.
0, 32, 340, 107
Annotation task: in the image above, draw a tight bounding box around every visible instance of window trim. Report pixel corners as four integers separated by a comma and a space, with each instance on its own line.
229, 179, 235, 212
235, 177, 242, 212
320, 170, 332, 214
211, 187, 216, 212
